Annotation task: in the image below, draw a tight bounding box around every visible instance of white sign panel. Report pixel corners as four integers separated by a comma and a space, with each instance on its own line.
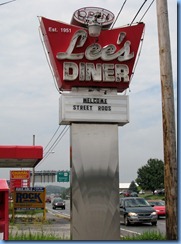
59, 92, 129, 126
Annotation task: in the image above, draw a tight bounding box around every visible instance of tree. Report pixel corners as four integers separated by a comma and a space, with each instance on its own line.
129, 181, 138, 193
136, 158, 164, 194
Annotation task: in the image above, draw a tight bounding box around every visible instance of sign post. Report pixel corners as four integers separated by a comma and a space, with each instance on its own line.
40, 7, 144, 240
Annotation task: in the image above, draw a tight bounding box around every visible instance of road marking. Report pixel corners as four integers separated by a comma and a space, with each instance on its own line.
47, 208, 70, 220
120, 228, 141, 235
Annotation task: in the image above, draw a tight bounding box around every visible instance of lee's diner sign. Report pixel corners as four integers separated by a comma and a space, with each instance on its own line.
40, 14, 144, 92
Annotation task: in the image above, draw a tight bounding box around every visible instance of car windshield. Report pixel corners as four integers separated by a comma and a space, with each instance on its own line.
53, 198, 63, 203
125, 198, 150, 207
150, 201, 165, 206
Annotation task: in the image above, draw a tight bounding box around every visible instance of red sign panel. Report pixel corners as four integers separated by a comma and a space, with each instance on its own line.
40, 17, 144, 92
10, 170, 30, 180
10, 170, 30, 193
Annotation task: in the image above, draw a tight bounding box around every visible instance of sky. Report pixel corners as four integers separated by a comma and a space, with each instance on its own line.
0, 0, 177, 186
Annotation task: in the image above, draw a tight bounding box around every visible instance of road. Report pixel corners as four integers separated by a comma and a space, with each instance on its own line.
120, 217, 166, 238
46, 200, 166, 238
46, 199, 70, 218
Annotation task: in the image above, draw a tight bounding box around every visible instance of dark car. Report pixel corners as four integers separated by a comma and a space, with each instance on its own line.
120, 197, 157, 226
130, 192, 138, 197
52, 198, 65, 210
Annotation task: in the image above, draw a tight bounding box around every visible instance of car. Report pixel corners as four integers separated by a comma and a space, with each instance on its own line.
154, 189, 165, 195
45, 196, 51, 203
130, 192, 138, 197
147, 200, 166, 218
123, 191, 138, 197
120, 197, 157, 226
52, 198, 65, 210
123, 191, 131, 197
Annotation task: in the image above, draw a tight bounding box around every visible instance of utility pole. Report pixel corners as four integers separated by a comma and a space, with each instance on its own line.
156, 0, 177, 240
32, 135, 35, 187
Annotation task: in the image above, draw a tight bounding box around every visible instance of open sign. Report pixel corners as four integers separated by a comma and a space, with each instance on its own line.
70, 7, 115, 29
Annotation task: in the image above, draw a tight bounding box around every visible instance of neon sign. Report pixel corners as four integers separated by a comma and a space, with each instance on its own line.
40, 17, 144, 92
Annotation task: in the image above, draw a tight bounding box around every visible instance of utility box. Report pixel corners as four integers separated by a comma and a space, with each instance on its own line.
0, 179, 9, 240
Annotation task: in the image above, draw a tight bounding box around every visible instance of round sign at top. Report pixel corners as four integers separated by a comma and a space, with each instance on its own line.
70, 7, 115, 29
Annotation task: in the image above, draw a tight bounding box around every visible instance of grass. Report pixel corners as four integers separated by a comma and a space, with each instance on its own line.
139, 193, 165, 201
9, 230, 166, 240
121, 231, 166, 240
9, 230, 68, 240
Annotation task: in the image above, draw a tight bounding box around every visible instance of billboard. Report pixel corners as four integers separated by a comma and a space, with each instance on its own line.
13, 187, 45, 210
40, 17, 144, 92
10, 170, 30, 193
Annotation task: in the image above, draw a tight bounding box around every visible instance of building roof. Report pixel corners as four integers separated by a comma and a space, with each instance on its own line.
0, 145, 43, 168
119, 182, 138, 189
119, 183, 130, 189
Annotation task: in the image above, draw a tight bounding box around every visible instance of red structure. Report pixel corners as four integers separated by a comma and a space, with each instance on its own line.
0, 179, 9, 240
40, 17, 144, 92
0, 146, 43, 168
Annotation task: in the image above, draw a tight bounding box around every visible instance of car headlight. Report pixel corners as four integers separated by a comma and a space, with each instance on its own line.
151, 211, 157, 216
128, 212, 138, 217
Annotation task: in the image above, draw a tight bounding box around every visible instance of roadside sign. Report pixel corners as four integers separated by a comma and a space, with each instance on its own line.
57, 171, 69, 182
13, 187, 46, 210
10, 170, 30, 193
40, 17, 145, 92
13, 187, 46, 222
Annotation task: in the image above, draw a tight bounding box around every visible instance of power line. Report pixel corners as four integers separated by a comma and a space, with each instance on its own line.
139, 0, 155, 22
0, 0, 15, 6
44, 125, 61, 151
49, 125, 69, 153
130, 0, 148, 25
37, 125, 69, 168
43, 125, 68, 158
111, 0, 127, 29
128, 0, 155, 88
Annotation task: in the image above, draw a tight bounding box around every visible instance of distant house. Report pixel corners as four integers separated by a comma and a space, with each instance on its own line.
119, 183, 130, 192
119, 182, 138, 193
